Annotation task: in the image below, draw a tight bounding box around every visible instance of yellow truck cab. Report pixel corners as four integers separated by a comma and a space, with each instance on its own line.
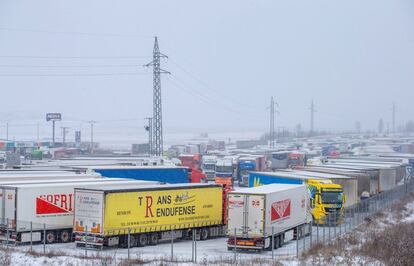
307, 179, 345, 225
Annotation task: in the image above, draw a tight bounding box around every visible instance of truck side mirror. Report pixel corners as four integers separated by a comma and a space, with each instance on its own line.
311, 199, 315, 208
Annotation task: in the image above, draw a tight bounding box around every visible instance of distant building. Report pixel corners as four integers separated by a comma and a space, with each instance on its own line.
132, 143, 150, 155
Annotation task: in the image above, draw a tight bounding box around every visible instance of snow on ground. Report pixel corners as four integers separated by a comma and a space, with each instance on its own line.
3, 195, 414, 265
402, 201, 414, 223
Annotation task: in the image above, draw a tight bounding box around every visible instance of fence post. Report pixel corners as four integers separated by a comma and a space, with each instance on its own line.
84, 225, 87, 257
328, 215, 331, 241
192, 228, 195, 262
271, 227, 274, 260
296, 226, 299, 258
127, 228, 130, 261
6, 218, 9, 246
302, 225, 306, 250
43, 223, 46, 255
309, 223, 312, 248
170, 228, 174, 261
194, 228, 197, 264
30, 221, 33, 252
233, 228, 237, 263
316, 221, 319, 243
323, 219, 326, 242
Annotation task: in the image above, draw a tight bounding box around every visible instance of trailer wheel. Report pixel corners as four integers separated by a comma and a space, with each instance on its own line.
149, 233, 158, 245
137, 234, 148, 247
200, 228, 209, 240
59, 230, 71, 243
274, 235, 280, 249
45, 231, 56, 244
279, 234, 284, 247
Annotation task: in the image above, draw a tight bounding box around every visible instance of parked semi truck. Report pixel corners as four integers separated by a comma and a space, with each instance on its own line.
226, 183, 311, 251
215, 159, 234, 186
249, 172, 345, 225
73, 183, 230, 248
0, 179, 159, 244
237, 156, 266, 187
201, 155, 217, 181
178, 154, 206, 183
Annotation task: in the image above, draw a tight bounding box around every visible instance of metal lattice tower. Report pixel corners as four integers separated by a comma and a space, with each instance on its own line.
269, 97, 275, 148
392, 104, 396, 133
145, 37, 169, 156
310, 100, 316, 136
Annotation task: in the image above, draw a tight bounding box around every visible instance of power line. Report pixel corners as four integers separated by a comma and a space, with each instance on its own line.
0, 64, 141, 68
169, 58, 257, 110
0, 72, 150, 77
0, 27, 153, 39
168, 76, 263, 119
0, 55, 150, 59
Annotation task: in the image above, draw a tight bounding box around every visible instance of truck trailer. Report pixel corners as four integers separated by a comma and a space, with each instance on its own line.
249, 171, 345, 225
0, 179, 159, 244
226, 184, 311, 251
72, 165, 189, 184
73, 183, 228, 248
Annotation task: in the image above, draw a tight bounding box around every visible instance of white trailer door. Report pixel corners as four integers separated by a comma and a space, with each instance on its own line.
227, 194, 245, 236
246, 195, 264, 237
74, 190, 104, 235
4, 188, 16, 228
227, 193, 264, 237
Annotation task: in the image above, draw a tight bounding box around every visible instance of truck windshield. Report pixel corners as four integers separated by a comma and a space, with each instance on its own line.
203, 164, 215, 171
216, 166, 233, 173
321, 192, 343, 204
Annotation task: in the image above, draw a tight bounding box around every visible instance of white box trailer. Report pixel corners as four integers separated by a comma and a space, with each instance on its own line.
0, 172, 101, 182
0, 177, 128, 186
0, 179, 160, 244
285, 170, 359, 207
226, 184, 311, 251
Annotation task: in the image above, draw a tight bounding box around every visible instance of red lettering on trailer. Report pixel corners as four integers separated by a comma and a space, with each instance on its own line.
271, 199, 291, 222
36, 194, 74, 215
69, 194, 73, 211
60, 194, 67, 210
145, 196, 154, 218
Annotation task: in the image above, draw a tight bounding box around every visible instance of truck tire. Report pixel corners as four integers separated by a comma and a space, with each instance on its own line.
280, 234, 284, 247
60, 230, 71, 243
45, 231, 56, 244
200, 228, 209, 240
137, 234, 148, 247
149, 233, 158, 245
274, 235, 280, 249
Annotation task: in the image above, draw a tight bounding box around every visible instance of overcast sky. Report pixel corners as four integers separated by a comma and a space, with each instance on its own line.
0, 0, 413, 145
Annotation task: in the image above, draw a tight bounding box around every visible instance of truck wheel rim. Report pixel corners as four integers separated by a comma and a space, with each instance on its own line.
61, 231, 70, 242
47, 233, 55, 243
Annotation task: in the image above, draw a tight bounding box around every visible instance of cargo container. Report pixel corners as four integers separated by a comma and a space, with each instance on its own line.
0, 179, 159, 244
72, 165, 189, 184
300, 166, 371, 198
226, 184, 311, 251
283, 170, 358, 207
73, 183, 227, 248
323, 162, 397, 192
